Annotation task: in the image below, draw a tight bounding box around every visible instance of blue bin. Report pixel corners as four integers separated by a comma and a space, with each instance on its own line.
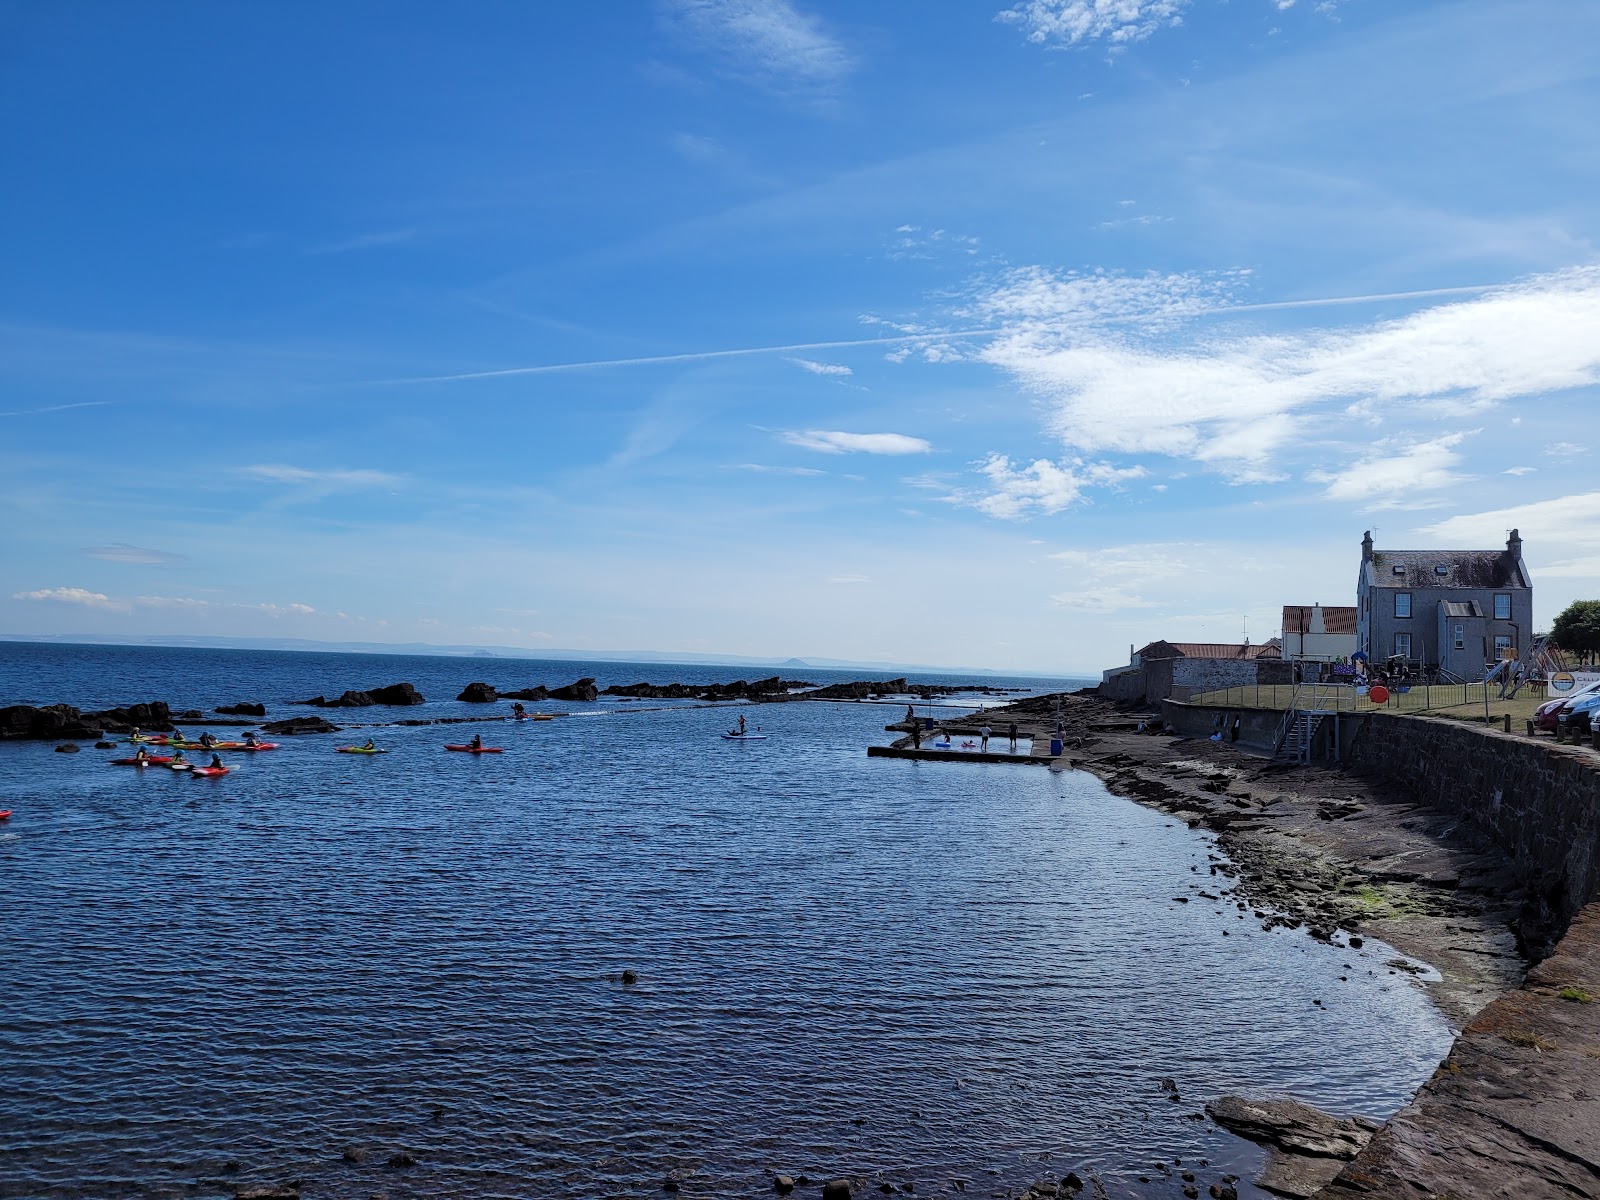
1050, 737, 1064, 756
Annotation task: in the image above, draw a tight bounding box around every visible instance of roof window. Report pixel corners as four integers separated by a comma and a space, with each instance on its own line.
1392, 565, 1405, 574
1434, 565, 1450, 576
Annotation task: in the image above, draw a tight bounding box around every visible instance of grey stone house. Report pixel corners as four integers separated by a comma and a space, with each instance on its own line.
1356, 529, 1533, 677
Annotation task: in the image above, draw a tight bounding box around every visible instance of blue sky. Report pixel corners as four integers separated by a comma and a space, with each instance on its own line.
3, 0, 1598, 674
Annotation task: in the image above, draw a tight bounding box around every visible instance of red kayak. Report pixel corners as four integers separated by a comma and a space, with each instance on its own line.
189, 766, 230, 777
112, 755, 174, 766
444, 744, 503, 753
0, 810, 11, 820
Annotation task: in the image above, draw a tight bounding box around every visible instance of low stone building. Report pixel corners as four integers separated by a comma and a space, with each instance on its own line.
1101, 638, 1287, 704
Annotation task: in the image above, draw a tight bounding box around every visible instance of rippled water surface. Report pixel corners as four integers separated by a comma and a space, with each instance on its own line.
0, 644, 1451, 1199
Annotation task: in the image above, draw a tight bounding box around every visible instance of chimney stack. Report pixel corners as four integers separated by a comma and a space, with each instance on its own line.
1361, 530, 1374, 561
1507, 528, 1523, 560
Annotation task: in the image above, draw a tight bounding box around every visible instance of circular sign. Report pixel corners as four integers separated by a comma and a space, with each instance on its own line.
1552, 671, 1576, 693
1368, 685, 1390, 704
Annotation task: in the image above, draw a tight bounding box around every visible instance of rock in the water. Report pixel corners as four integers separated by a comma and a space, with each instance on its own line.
300, 683, 424, 708
500, 685, 550, 701
216, 702, 266, 717
1205, 1095, 1374, 1159
822, 1182, 852, 1200
262, 716, 341, 736
456, 682, 498, 703
1, 700, 173, 740
95, 740, 116, 749
1206, 1095, 1375, 1199
773, 1176, 795, 1194
621, 969, 638, 985
55, 742, 80, 753
548, 677, 600, 702
341, 1147, 369, 1164
385, 1152, 417, 1168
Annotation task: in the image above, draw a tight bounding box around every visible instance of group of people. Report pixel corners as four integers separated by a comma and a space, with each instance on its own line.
907, 713, 1020, 753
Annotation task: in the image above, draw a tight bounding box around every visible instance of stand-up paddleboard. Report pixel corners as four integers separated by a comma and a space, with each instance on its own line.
336, 746, 388, 754
721, 733, 768, 741
445, 744, 503, 753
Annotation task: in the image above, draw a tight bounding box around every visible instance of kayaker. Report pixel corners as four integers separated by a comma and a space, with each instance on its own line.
171, 749, 187, 764
170, 727, 184, 743
209, 753, 224, 769
243, 732, 258, 747
363, 738, 377, 750
135, 746, 148, 762
512, 702, 526, 718
470, 733, 483, 749
199, 732, 217, 748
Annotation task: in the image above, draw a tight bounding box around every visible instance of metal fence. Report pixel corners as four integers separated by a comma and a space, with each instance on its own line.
1189, 681, 1510, 714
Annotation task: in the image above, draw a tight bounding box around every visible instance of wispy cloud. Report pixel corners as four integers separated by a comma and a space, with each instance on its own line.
781, 430, 932, 455
972, 266, 1600, 474
0, 401, 113, 419
788, 356, 853, 376
1420, 492, 1600, 579
734, 463, 827, 475
663, 0, 855, 98
305, 228, 418, 255
996, 0, 1190, 48
239, 464, 402, 488
13, 587, 319, 617
80, 543, 186, 565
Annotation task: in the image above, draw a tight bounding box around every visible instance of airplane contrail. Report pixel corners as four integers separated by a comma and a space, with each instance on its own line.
371, 283, 1501, 385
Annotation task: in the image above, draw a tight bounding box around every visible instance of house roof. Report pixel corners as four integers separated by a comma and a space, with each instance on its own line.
1281, 605, 1358, 635
1137, 638, 1283, 661
1368, 549, 1528, 590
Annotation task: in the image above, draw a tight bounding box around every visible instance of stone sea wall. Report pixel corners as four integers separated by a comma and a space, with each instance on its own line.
1345, 713, 1600, 949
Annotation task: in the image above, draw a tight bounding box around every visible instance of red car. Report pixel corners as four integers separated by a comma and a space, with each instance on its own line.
1535, 680, 1600, 730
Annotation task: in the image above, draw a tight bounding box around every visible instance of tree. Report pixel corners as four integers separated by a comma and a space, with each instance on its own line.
1551, 600, 1600, 664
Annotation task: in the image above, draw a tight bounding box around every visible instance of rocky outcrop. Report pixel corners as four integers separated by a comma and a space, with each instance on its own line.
1205, 1096, 1376, 1197
457, 682, 498, 703
548, 677, 600, 702
0, 700, 173, 740
500, 685, 549, 701
1317, 901, 1600, 1200
297, 682, 424, 708
601, 676, 813, 701
215, 702, 266, 717
799, 677, 911, 700
261, 715, 340, 735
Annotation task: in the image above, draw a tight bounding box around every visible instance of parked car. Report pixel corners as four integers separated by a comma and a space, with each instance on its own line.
1557, 690, 1600, 736
1535, 680, 1600, 730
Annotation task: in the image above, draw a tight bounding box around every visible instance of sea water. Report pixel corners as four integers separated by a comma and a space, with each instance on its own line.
0, 643, 1451, 1198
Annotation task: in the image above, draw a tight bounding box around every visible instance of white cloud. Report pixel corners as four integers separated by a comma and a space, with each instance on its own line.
1419, 492, 1600, 578
12, 586, 126, 611
1309, 432, 1472, 509
1545, 442, 1587, 458
1504, 466, 1536, 476
996, 0, 1190, 47
240, 464, 401, 488
957, 454, 1146, 520
664, 0, 855, 95
971, 266, 1600, 473
781, 430, 932, 455
788, 357, 853, 376
134, 595, 209, 610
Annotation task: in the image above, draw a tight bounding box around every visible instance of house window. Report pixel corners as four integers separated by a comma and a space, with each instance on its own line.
1494, 593, 1511, 620
1394, 592, 1412, 618
1454, 624, 1466, 650
1393, 632, 1412, 658
1495, 635, 1513, 657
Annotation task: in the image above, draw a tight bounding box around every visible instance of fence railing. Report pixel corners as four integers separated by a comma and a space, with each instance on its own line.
1186, 681, 1507, 714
